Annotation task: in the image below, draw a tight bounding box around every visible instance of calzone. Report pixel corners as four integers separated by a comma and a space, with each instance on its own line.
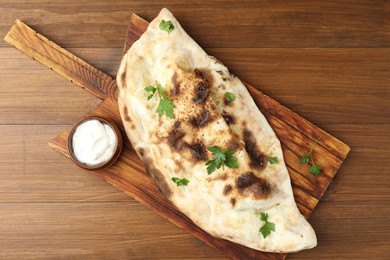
117, 8, 317, 253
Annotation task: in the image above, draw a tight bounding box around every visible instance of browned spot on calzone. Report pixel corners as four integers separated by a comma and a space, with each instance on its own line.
194, 68, 214, 88
216, 71, 229, 82
193, 82, 209, 103
212, 174, 227, 181
230, 198, 236, 206
208, 56, 224, 66
222, 114, 235, 125
144, 162, 172, 198
243, 128, 267, 168
167, 121, 186, 151
189, 109, 211, 127
228, 140, 241, 151
123, 106, 132, 122
173, 158, 184, 171
235, 172, 271, 199
187, 142, 207, 161
120, 64, 127, 88
171, 72, 180, 96
223, 185, 233, 195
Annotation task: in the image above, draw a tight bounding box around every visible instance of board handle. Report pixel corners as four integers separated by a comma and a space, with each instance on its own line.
4, 19, 117, 100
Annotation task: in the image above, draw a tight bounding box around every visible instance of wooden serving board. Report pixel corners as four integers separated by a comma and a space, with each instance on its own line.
4, 13, 350, 260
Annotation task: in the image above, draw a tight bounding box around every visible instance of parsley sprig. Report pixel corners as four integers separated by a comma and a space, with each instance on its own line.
171, 177, 189, 187
259, 212, 275, 238
159, 20, 175, 33
144, 81, 175, 119
205, 146, 238, 174
300, 136, 322, 176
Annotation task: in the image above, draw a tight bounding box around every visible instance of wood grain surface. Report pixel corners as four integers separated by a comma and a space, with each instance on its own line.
4, 14, 350, 259
0, 1, 389, 259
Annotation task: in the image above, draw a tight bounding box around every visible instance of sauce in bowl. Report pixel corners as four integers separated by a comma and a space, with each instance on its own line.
68, 117, 122, 170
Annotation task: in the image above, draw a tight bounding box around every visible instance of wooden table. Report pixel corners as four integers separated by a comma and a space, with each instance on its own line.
0, 1, 389, 259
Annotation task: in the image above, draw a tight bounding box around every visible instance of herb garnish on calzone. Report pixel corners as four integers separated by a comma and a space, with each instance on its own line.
117, 8, 317, 253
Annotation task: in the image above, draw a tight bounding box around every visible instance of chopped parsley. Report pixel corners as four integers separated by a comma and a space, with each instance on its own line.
159, 20, 175, 33
205, 146, 238, 174
171, 177, 189, 186
144, 81, 175, 119
224, 92, 236, 103
268, 156, 279, 164
259, 212, 275, 239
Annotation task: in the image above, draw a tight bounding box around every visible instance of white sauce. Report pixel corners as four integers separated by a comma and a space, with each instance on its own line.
72, 119, 117, 166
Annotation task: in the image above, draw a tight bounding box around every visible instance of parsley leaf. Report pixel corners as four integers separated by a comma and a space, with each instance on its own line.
171, 177, 189, 186
145, 81, 175, 119
144, 85, 157, 100
309, 164, 321, 176
157, 98, 175, 119
208, 146, 222, 154
259, 213, 275, 239
159, 20, 175, 33
300, 136, 322, 176
299, 154, 310, 164
268, 156, 279, 164
223, 149, 238, 169
206, 146, 238, 174
205, 160, 217, 175
224, 92, 236, 103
